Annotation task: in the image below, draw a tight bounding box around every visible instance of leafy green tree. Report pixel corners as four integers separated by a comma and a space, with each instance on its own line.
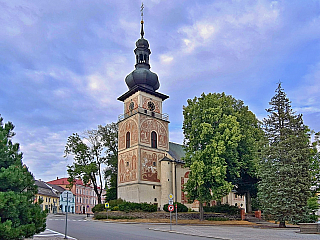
65, 123, 117, 204
99, 123, 118, 201
310, 132, 320, 192
183, 92, 262, 219
258, 83, 314, 227
0, 116, 46, 239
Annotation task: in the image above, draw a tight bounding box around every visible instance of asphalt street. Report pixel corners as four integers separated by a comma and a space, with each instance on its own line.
46, 214, 209, 240
43, 214, 320, 240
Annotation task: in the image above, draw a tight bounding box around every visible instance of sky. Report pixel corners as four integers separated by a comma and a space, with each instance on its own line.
1, 0, 320, 182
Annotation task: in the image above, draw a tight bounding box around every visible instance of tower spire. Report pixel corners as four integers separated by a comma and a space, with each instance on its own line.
140, 2, 144, 38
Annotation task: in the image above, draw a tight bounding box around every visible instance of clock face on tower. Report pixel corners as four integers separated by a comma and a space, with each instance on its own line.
129, 101, 134, 111
147, 101, 155, 111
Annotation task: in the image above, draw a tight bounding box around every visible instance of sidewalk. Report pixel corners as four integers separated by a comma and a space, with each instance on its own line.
25, 229, 77, 240
148, 224, 319, 240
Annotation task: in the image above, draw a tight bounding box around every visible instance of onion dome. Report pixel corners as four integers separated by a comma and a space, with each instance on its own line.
125, 19, 160, 91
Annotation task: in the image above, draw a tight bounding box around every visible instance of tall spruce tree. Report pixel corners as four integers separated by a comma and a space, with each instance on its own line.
0, 116, 46, 239
258, 83, 312, 227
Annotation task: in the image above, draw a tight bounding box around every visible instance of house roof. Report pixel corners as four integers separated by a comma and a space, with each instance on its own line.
35, 180, 59, 198
168, 142, 185, 164
48, 184, 66, 193
47, 178, 71, 185
47, 177, 86, 186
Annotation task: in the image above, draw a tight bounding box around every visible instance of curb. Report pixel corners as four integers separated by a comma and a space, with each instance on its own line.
149, 228, 231, 240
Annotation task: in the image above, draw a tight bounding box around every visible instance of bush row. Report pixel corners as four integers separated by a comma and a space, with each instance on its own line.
163, 202, 188, 212
203, 204, 241, 215
95, 214, 137, 220
92, 200, 157, 213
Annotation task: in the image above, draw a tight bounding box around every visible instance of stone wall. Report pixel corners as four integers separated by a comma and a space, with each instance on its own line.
94, 211, 240, 220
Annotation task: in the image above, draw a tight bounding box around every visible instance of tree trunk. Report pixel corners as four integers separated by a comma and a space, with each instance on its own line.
279, 221, 286, 228
245, 191, 252, 213
97, 193, 102, 204
199, 202, 204, 221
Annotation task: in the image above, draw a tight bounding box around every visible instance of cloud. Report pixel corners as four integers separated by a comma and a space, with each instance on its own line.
2, 0, 320, 182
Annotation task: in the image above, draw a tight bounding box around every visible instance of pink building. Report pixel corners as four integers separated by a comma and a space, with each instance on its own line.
48, 177, 105, 214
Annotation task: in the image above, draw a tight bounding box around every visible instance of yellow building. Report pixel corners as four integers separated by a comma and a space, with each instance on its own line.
35, 180, 60, 214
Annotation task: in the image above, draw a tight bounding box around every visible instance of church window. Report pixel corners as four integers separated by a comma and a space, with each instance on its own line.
154, 198, 157, 202
151, 131, 157, 148
126, 132, 130, 148
126, 162, 129, 167
153, 161, 156, 167
153, 185, 155, 189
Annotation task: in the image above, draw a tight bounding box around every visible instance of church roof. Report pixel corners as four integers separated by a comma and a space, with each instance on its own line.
118, 85, 169, 101
119, 10, 168, 101
168, 142, 185, 164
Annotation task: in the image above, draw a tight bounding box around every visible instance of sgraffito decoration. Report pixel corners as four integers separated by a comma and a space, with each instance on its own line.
140, 149, 164, 182
181, 171, 189, 204
118, 149, 138, 183
140, 117, 168, 148
118, 117, 138, 150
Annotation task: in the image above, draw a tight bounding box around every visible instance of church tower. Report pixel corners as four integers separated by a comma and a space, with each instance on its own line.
117, 11, 170, 208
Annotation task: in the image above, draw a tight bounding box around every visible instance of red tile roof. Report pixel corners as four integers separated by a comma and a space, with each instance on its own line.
47, 178, 87, 187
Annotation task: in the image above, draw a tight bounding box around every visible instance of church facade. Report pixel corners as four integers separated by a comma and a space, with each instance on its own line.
117, 18, 246, 211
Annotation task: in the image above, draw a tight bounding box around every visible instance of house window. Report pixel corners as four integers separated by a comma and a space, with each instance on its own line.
151, 131, 157, 148
126, 132, 130, 148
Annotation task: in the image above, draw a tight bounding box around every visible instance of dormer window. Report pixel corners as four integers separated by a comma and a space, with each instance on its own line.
126, 132, 130, 148
151, 131, 157, 148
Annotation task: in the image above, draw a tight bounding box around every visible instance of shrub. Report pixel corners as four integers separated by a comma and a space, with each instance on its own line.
92, 204, 105, 213
203, 204, 241, 215
163, 202, 188, 212
95, 214, 137, 220
118, 201, 157, 212
111, 206, 119, 211
109, 198, 124, 208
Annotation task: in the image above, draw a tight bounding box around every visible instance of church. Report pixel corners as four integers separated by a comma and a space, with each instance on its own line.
117, 15, 246, 211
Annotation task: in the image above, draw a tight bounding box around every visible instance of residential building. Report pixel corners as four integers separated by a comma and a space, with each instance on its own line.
49, 184, 75, 214
47, 177, 105, 214
34, 180, 60, 213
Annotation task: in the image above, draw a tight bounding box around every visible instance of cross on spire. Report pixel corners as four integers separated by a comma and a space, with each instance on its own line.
140, 2, 144, 38
141, 2, 144, 21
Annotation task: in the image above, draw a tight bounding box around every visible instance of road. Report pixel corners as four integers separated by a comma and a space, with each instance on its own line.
46, 214, 209, 240
46, 214, 320, 240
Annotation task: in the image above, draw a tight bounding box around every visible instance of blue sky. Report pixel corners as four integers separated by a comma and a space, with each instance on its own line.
1, 0, 320, 182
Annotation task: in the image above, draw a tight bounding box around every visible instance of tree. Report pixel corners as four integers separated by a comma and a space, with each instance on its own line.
258, 83, 314, 227
309, 132, 320, 192
183, 92, 262, 220
99, 123, 118, 201
64, 123, 118, 204
0, 116, 46, 239
232, 106, 264, 212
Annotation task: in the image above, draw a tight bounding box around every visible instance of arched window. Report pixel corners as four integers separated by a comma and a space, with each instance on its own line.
151, 131, 157, 148
126, 132, 130, 148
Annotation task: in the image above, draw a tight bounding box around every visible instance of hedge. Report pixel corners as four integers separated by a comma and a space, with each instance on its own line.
203, 204, 241, 215
163, 202, 188, 212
